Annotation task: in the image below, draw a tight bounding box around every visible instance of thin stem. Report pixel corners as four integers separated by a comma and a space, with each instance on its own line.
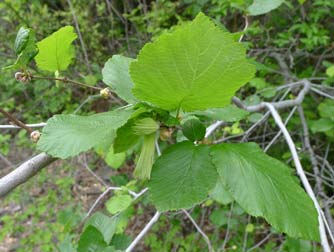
183, 209, 214, 252
0, 122, 46, 129
32, 75, 102, 90
125, 211, 161, 252
0, 108, 33, 134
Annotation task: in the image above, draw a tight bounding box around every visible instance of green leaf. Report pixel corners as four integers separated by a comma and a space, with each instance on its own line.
318, 99, 334, 120
211, 143, 319, 241
131, 13, 255, 112
113, 121, 140, 153
106, 195, 132, 215
326, 65, 334, 77
149, 141, 218, 211
14, 27, 31, 54
181, 118, 206, 141
85, 212, 120, 244
249, 77, 267, 89
209, 208, 228, 227
110, 234, 131, 250
192, 105, 249, 121
58, 235, 75, 252
37, 109, 133, 159
77, 226, 108, 252
210, 178, 233, 205
104, 147, 126, 169
102, 55, 137, 104
4, 27, 38, 70
309, 118, 334, 133
35, 26, 77, 72
248, 0, 283, 16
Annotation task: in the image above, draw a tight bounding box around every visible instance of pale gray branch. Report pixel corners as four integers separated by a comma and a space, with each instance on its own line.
0, 153, 55, 197
265, 103, 331, 252
125, 211, 161, 252
232, 79, 310, 112
0, 122, 46, 129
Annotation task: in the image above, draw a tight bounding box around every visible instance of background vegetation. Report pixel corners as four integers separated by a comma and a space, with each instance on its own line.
1, 0, 334, 251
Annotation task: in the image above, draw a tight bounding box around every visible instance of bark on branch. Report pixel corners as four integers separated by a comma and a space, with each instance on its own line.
0, 153, 55, 197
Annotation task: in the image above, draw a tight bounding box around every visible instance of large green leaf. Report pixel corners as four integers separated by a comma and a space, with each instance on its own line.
149, 141, 217, 211
130, 13, 255, 112
37, 109, 132, 159
35, 26, 77, 72
210, 143, 319, 241
102, 55, 137, 104
248, 0, 283, 16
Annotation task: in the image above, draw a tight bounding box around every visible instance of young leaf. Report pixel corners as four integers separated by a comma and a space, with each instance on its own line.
102, 55, 137, 104
14, 27, 31, 54
181, 118, 206, 142
35, 26, 77, 72
130, 13, 255, 112
149, 141, 217, 211
210, 143, 319, 241
4, 27, 38, 70
37, 109, 133, 159
248, 0, 284, 16
104, 147, 126, 169
85, 212, 120, 244
106, 195, 132, 215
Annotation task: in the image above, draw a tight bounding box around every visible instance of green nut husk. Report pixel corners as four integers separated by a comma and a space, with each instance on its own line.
132, 117, 159, 136
134, 133, 156, 180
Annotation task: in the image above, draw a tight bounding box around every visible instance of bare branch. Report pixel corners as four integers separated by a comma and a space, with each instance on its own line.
265, 103, 331, 252
125, 211, 161, 252
0, 122, 46, 129
232, 79, 310, 112
183, 209, 214, 252
0, 153, 55, 197
0, 108, 33, 134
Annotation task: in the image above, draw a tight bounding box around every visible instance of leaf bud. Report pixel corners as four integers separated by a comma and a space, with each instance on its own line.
100, 88, 111, 99
159, 127, 173, 141
15, 71, 31, 83
30, 130, 41, 143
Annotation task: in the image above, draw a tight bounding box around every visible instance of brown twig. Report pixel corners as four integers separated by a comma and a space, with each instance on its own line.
0, 108, 33, 134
